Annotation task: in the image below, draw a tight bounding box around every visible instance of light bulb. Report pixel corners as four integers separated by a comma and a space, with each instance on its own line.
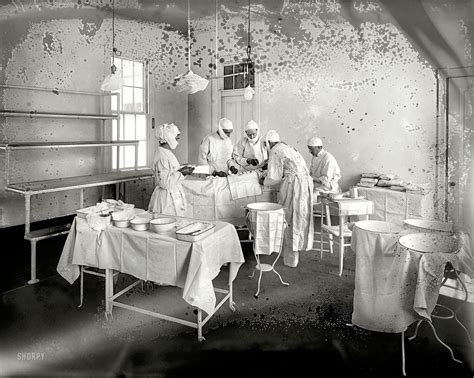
244, 85, 255, 101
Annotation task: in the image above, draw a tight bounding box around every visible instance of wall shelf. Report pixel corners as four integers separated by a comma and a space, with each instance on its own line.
6, 169, 153, 195
0, 109, 119, 120
0, 84, 151, 285
0, 140, 138, 150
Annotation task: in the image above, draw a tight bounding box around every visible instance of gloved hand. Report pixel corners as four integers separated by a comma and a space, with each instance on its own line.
216, 171, 228, 177
246, 158, 259, 166
229, 166, 238, 174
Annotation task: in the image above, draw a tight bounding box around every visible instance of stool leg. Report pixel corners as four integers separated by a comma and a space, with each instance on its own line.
27, 240, 39, 285
401, 331, 406, 376
255, 268, 263, 298
338, 217, 345, 276
78, 266, 84, 308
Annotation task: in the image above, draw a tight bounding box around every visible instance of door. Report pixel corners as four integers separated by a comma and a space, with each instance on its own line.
445, 71, 474, 233
220, 89, 259, 146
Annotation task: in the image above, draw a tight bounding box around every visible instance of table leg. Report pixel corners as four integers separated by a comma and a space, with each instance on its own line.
339, 215, 345, 276
228, 272, 235, 311
27, 240, 39, 284
105, 268, 113, 320
197, 309, 205, 341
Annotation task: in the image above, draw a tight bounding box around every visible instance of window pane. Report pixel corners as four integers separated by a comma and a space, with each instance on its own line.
134, 62, 143, 87
136, 115, 147, 140
122, 87, 134, 112
111, 93, 118, 112
224, 65, 233, 75
124, 114, 135, 140
235, 71, 245, 89
112, 146, 117, 169
122, 59, 134, 86
112, 119, 118, 140
118, 146, 125, 168
224, 76, 233, 90
123, 145, 135, 168
138, 141, 147, 167
134, 88, 144, 112
119, 114, 124, 140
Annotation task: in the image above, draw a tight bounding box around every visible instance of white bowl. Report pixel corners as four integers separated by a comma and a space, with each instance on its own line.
329, 193, 344, 200
113, 219, 130, 228
130, 217, 150, 231
150, 217, 176, 234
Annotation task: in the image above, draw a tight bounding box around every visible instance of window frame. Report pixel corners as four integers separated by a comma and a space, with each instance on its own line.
110, 56, 150, 170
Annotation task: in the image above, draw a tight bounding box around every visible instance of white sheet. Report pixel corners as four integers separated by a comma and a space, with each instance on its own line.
351, 224, 465, 333
227, 171, 263, 200
57, 215, 245, 316
182, 176, 276, 225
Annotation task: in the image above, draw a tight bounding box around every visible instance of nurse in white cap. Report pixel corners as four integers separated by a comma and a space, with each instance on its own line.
307, 136, 341, 193
263, 130, 314, 268
228, 120, 268, 174
198, 117, 234, 177
148, 123, 192, 216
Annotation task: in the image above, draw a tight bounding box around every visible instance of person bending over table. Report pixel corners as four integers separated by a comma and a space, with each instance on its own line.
228, 120, 268, 175
198, 117, 234, 177
148, 123, 194, 216
261, 130, 314, 267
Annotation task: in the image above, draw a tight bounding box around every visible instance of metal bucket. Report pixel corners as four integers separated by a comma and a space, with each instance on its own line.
398, 232, 459, 254
403, 219, 453, 235
354, 220, 404, 234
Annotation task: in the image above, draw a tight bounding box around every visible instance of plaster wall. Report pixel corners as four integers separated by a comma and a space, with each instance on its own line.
187, 0, 473, 216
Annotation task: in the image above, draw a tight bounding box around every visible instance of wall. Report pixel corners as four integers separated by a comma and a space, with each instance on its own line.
187, 0, 473, 221
0, 3, 188, 227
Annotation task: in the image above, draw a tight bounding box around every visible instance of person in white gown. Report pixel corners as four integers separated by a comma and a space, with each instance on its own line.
148, 123, 193, 216
263, 130, 314, 267
198, 118, 234, 177
228, 120, 268, 174
307, 136, 341, 193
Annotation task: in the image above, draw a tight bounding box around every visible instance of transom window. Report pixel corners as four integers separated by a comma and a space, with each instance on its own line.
223, 62, 255, 90
111, 57, 148, 169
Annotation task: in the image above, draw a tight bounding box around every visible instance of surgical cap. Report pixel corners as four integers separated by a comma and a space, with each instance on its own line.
157, 123, 180, 150
245, 120, 259, 131
219, 118, 233, 130
307, 137, 323, 147
266, 130, 280, 143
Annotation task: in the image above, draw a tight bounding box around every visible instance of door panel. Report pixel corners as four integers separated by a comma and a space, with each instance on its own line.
221, 90, 258, 145
446, 75, 473, 232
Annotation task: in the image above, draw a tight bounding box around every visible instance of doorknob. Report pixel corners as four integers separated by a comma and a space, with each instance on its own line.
449, 182, 456, 187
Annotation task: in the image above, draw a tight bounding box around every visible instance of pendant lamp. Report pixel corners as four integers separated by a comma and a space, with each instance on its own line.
101, 0, 124, 92
243, 0, 254, 101
173, 0, 209, 94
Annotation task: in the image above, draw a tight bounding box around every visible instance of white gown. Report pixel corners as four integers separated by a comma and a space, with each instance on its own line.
310, 149, 341, 192
230, 137, 268, 172
148, 146, 186, 216
264, 143, 314, 267
198, 132, 233, 173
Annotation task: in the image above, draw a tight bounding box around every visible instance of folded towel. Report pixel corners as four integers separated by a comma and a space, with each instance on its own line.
389, 185, 405, 191
360, 177, 379, 184
227, 171, 262, 200
357, 182, 377, 187
361, 173, 380, 179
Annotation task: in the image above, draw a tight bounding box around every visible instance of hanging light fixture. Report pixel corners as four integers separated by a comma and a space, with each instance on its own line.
243, 0, 255, 101
101, 0, 123, 92
173, 0, 209, 95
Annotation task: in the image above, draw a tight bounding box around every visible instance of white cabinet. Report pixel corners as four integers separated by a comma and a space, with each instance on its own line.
356, 186, 435, 225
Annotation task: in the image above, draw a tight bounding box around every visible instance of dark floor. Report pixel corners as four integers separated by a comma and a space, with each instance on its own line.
0, 220, 473, 378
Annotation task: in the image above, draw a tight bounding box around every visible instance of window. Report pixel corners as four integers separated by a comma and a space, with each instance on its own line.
223, 61, 255, 90
110, 57, 148, 169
